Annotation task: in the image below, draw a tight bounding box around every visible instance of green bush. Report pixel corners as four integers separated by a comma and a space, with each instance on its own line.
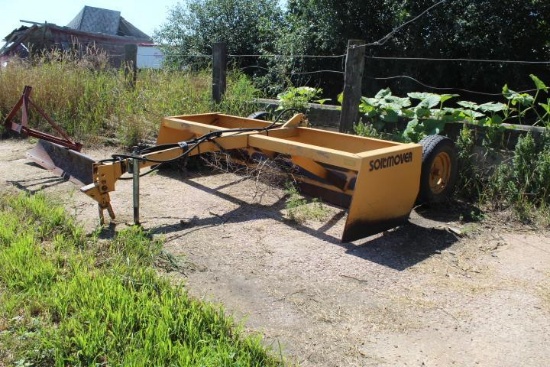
486, 132, 550, 219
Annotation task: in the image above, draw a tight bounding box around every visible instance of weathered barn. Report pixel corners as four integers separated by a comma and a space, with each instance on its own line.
0, 6, 153, 66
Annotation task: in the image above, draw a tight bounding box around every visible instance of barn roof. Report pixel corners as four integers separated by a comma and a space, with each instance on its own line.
1, 5, 152, 59
66, 6, 150, 39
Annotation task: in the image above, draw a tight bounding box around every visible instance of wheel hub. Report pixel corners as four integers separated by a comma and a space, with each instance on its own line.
429, 151, 451, 194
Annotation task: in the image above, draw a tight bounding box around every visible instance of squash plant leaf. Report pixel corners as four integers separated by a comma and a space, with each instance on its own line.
530, 74, 548, 93
478, 102, 507, 113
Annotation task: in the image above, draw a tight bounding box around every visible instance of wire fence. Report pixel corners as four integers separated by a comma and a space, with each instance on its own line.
129, 50, 548, 97
5, 0, 545, 101
114, 0, 549, 99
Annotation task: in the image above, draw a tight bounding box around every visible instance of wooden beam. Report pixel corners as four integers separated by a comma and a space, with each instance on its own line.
212, 42, 227, 103
339, 39, 365, 133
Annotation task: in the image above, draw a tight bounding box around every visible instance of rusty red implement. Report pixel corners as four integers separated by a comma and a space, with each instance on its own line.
3, 86, 82, 151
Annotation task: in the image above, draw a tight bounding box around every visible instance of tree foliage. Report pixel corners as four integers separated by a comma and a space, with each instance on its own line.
155, 0, 550, 100
278, 0, 550, 99
383, 0, 550, 98
154, 0, 283, 68
270, 0, 405, 96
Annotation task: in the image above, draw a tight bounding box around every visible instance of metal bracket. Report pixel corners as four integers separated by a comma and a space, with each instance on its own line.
3, 86, 82, 151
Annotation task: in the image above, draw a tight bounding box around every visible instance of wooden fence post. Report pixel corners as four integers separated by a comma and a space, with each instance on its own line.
212, 42, 227, 103
339, 39, 366, 133
124, 44, 138, 89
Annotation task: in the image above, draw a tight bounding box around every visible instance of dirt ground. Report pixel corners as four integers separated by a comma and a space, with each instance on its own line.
1, 139, 549, 367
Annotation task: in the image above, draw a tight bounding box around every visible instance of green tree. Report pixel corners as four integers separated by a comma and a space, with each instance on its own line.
386, 0, 550, 97
273, 0, 550, 100
154, 0, 550, 101
154, 0, 283, 69
265, 0, 404, 97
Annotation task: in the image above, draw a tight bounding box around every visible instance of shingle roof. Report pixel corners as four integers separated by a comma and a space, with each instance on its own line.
66, 6, 150, 40
1, 5, 153, 58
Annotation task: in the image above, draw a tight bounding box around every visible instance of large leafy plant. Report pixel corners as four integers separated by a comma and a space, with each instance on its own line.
277, 86, 329, 112
354, 74, 550, 142
355, 89, 462, 142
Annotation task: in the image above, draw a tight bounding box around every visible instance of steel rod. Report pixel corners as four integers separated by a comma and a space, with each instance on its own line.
132, 154, 140, 225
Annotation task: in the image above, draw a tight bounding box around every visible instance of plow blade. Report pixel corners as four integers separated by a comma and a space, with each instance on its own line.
27, 139, 95, 186
340, 146, 422, 242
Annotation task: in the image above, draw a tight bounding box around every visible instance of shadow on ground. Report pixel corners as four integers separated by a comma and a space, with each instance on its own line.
344, 223, 458, 270
10, 163, 461, 271
415, 200, 484, 223
154, 169, 461, 270
7, 163, 69, 194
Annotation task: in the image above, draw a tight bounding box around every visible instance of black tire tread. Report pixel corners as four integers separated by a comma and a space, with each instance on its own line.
417, 135, 458, 204
247, 111, 270, 120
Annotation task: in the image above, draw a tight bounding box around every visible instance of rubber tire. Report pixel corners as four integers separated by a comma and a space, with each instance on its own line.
247, 111, 270, 120
417, 135, 458, 204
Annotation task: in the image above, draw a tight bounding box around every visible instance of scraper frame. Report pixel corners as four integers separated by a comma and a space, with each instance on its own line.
5, 86, 457, 242
81, 112, 423, 242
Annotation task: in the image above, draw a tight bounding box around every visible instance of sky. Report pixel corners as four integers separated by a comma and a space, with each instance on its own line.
0, 0, 180, 46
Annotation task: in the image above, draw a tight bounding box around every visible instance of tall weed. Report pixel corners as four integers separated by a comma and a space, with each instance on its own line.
0, 52, 261, 147
475, 131, 550, 222
455, 126, 485, 201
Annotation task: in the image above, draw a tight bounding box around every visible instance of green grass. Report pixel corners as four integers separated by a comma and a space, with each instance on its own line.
284, 182, 329, 224
0, 192, 284, 366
